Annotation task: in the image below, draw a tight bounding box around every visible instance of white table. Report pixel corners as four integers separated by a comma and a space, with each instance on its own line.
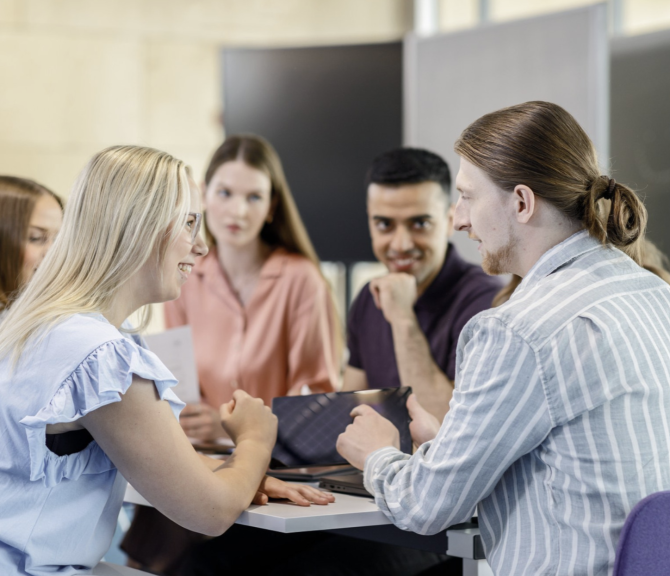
124, 484, 390, 533
124, 484, 493, 575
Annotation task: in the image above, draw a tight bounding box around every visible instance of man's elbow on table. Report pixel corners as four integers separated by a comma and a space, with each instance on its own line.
375, 487, 474, 536
368, 454, 477, 535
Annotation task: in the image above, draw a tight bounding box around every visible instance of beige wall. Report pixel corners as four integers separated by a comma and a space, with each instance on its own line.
0, 0, 410, 336
439, 0, 670, 34
2, 0, 668, 199
0, 0, 411, 198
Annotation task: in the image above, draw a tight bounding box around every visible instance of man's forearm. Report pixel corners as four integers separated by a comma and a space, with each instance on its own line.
342, 365, 368, 391
391, 317, 453, 419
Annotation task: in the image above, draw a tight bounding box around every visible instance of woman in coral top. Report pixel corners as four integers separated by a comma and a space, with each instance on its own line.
167, 134, 340, 442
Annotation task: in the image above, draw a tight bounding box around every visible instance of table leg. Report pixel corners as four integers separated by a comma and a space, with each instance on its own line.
462, 558, 494, 576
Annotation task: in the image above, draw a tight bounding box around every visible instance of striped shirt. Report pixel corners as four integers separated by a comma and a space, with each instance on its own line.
364, 230, 670, 576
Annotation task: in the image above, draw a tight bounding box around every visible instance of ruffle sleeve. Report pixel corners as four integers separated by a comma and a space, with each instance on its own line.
19, 337, 184, 488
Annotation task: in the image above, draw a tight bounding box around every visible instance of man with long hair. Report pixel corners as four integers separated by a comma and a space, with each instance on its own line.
338, 102, 670, 575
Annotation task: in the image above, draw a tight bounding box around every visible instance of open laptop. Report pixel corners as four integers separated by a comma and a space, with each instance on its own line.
267, 464, 356, 482
270, 387, 412, 489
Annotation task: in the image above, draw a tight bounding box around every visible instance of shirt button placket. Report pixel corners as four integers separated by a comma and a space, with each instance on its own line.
232, 314, 246, 393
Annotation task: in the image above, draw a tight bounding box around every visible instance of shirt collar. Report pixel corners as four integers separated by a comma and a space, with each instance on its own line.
196, 245, 287, 281
259, 247, 288, 279
196, 246, 223, 280
521, 230, 602, 290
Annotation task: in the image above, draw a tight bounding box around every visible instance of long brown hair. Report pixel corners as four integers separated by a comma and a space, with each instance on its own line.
204, 134, 320, 268
204, 134, 343, 372
455, 101, 647, 265
0, 176, 62, 312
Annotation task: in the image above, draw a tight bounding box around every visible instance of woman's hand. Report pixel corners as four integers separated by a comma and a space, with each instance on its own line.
251, 476, 336, 507
179, 403, 227, 441
407, 393, 441, 447
219, 390, 277, 449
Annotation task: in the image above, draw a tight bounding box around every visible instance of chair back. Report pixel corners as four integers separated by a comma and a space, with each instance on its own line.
613, 490, 670, 575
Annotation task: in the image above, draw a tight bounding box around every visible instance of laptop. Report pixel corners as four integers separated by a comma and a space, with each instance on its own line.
318, 472, 371, 497
270, 387, 413, 490
267, 464, 356, 482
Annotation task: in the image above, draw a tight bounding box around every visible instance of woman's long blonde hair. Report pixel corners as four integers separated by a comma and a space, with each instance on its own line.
0, 145, 192, 363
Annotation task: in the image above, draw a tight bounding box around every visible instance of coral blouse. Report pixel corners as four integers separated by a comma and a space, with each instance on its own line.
165, 246, 338, 408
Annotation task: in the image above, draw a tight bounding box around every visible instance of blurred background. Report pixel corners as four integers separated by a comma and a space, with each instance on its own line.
3, 2, 666, 564
1, 0, 669, 330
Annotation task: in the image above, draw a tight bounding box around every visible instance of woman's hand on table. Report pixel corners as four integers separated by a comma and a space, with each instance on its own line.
179, 403, 227, 441
251, 476, 336, 507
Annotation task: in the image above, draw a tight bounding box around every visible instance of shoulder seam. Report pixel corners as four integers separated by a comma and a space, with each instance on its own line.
467, 315, 555, 427
535, 284, 667, 348
60, 337, 135, 387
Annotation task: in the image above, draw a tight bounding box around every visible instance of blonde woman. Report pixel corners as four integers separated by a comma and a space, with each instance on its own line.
123, 134, 342, 574
0, 146, 332, 576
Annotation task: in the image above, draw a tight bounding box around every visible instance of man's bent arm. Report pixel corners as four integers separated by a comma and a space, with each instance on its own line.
342, 365, 368, 391
364, 317, 552, 535
390, 316, 453, 419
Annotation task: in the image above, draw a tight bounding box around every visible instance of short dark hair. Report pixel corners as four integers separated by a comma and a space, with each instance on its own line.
365, 147, 451, 195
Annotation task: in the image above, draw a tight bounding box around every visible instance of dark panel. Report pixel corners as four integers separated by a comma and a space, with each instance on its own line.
611, 30, 670, 254
222, 43, 403, 262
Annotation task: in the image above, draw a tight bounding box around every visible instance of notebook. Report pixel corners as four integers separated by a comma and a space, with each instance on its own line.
144, 325, 200, 404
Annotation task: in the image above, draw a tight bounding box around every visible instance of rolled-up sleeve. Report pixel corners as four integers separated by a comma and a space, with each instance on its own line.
364, 317, 553, 535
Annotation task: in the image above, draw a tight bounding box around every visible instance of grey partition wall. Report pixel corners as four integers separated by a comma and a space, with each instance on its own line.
405, 4, 609, 263
611, 29, 670, 254
222, 43, 402, 264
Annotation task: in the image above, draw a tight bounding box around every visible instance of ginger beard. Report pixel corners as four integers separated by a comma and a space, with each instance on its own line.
479, 223, 518, 276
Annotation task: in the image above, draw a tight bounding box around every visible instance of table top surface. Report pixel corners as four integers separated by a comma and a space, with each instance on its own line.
124, 483, 391, 533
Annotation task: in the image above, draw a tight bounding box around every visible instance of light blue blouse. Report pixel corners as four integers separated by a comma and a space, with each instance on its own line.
0, 314, 184, 576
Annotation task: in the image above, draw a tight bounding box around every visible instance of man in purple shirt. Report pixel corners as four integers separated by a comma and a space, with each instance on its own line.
343, 148, 501, 419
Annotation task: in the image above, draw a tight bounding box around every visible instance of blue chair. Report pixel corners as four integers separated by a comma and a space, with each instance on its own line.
613, 490, 670, 575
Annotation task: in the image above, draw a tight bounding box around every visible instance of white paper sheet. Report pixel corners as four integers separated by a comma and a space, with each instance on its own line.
144, 325, 201, 404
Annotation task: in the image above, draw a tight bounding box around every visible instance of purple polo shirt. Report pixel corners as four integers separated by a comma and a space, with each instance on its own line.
347, 244, 502, 387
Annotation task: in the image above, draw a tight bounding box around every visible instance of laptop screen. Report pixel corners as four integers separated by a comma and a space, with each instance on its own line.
271, 387, 412, 468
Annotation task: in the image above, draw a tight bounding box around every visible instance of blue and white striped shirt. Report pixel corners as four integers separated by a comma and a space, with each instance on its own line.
364, 230, 670, 575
